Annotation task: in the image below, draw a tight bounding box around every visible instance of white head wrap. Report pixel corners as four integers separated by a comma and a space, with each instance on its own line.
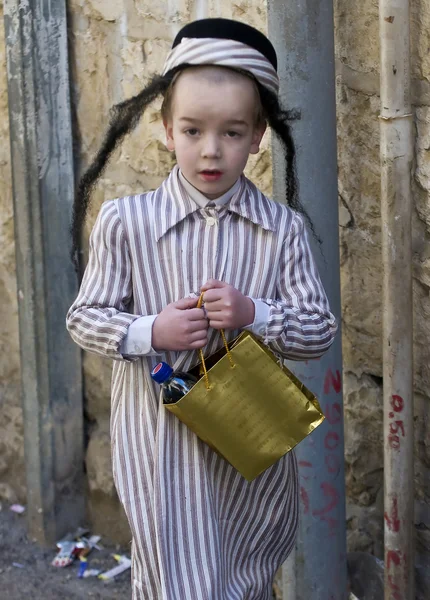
162, 37, 279, 96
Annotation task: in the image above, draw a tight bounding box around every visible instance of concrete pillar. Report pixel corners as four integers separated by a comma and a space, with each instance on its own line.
4, 0, 84, 544
379, 1, 414, 597
268, 1, 348, 598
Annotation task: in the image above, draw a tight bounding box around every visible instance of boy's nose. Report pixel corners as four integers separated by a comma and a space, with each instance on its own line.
201, 136, 221, 158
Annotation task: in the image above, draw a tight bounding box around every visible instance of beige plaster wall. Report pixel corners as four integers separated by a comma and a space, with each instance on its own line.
0, 1, 429, 595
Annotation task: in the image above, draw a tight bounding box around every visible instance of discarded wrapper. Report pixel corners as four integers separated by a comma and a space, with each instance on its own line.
78, 557, 88, 579
52, 530, 102, 568
83, 535, 103, 551
52, 541, 78, 568
83, 569, 102, 578
99, 555, 131, 580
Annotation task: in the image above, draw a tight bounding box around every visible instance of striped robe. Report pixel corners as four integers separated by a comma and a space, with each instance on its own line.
67, 166, 337, 599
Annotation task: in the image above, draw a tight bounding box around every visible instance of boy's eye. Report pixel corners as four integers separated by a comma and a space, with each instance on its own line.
185, 128, 199, 136
226, 131, 240, 138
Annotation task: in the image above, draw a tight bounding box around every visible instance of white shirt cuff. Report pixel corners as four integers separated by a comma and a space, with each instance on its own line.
120, 315, 159, 356
243, 298, 270, 338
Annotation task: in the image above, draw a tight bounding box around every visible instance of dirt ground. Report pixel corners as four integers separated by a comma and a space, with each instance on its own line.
0, 503, 359, 600
0, 503, 132, 599
0, 502, 284, 600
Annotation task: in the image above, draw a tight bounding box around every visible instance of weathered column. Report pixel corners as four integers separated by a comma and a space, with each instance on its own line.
379, 1, 414, 598
4, 0, 84, 544
267, 1, 347, 598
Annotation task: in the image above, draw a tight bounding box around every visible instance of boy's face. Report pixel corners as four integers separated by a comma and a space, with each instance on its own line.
164, 67, 266, 199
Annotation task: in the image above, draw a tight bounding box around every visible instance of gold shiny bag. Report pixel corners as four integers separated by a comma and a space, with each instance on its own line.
165, 309, 325, 481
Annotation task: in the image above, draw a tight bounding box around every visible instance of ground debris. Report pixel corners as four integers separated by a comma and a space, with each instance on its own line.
0, 504, 132, 599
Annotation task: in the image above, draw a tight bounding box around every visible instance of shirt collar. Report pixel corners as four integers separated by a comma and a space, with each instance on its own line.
178, 169, 241, 208
153, 165, 276, 241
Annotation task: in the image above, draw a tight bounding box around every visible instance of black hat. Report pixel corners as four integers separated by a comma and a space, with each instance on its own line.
172, 18, 278, 71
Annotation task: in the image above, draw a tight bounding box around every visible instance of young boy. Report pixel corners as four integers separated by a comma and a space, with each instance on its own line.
67, 19, 337, 599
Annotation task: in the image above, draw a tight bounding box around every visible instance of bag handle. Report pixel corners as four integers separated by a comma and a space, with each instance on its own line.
197, 293, 235, 390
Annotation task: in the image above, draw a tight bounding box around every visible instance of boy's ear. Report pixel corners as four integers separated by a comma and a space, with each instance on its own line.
163, 120, 175, 152
250, 122, 267, 155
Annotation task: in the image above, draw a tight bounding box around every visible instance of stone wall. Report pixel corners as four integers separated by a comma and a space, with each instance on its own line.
335, 0, 430, 596
0, 1, 25, 507
0, 0, 429, 596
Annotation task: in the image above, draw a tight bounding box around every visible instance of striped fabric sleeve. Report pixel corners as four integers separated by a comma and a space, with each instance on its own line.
66, 200, 141, 361
262, 212, 338, 360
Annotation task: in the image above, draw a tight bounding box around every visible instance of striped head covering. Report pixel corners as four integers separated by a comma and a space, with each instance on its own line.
162, 18, 279, 96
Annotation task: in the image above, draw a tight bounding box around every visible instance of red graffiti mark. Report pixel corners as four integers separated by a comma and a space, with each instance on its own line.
388, 434, 400, 450
386, 550, 401, 569
387, 554, 403, 600
299, 460, 313, 480
300, 486, 310, 514
325, 453, 340, 474
389, 420, 405, 437
387, 418, 405, 451
387, 397, 405, 451
391, 395, 404, 413
324, 368, 342, 394
321, 514, 338, 537
388, 587, 401, 600
312, 482, 339, 516
384, 498, 400, 532
387, 577, 401, 600
325, 402, 342, 425
324, 431, 340, 451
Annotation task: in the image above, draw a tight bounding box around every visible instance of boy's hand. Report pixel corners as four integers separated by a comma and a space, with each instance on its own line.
201, 279, 255, 330
152, 297, 209, 351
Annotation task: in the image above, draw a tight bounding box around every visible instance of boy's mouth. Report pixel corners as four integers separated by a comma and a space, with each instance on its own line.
199, 170, 223, 182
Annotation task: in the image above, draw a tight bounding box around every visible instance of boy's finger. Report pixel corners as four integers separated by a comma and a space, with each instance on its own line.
203, 300, 224, 312
202, 289, 224, 303
201, 279, 227, 292
189, 337, 208, 349
187, 308, 207, 321
188, 330, 209, 343
208, 319, 225, 330
173, 297, 199, 310
187, 319, 209, 332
